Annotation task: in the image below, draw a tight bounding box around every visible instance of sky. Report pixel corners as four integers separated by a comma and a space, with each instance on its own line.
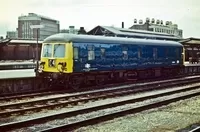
0, 0, 200, 38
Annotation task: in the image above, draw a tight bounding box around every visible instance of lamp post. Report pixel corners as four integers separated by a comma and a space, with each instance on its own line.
30, 25, 44, 72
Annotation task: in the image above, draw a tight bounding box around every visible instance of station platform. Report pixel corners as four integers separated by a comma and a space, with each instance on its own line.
0, 69, 36, 79
184, 61, 200, 67
0, 60, 36, 70
0, 61, 36, 65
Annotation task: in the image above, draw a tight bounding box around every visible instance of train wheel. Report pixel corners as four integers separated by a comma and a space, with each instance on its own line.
69, 75, 82, 91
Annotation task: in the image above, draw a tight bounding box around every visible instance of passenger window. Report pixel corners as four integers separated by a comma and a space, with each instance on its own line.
138, 48, 142, 58
165, 48, 168, 56
122, 47, 128, 60
73, 47, 79, 60
100, 48, 106, 58
88, 46, 95, 60
153, 48, 157, 59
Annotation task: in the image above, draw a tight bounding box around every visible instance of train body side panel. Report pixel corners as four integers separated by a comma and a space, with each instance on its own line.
72, 42, 183, 73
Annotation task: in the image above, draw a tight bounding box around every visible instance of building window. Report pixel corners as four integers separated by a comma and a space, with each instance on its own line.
88, 45, 95, 60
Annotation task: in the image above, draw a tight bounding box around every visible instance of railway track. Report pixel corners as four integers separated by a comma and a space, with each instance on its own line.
1, 80, 200, 131
0, 76, 200, 117
0, 78, 151, 102
189, 126, 200, 132
0, 75, 199, 103
0, 73, 196, 98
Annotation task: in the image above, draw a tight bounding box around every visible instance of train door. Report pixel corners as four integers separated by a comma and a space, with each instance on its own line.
182, 47, 185, 64
73, 46, 82, 72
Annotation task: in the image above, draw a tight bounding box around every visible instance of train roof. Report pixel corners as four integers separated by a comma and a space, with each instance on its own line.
43, 33, 183, 47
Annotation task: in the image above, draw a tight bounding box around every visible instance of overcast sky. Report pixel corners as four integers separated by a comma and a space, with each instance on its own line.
1, 0, 200, 38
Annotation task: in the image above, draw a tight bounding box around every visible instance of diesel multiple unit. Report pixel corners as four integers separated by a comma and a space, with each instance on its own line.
38, 33, 184, 90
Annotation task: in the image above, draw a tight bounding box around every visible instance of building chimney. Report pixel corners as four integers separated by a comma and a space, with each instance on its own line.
122, 22, 124, 28
139, 19, 143, 24
160, 20, 163, 25
78, 27, 87, 34
134, 19, 137, 24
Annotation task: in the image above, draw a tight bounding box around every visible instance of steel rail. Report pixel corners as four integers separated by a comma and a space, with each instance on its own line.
42, 88, 200, 132
0, 84, 200, 131
0, 77, 200, 117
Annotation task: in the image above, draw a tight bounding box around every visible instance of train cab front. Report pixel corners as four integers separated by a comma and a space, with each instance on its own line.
38, 43, 73, 78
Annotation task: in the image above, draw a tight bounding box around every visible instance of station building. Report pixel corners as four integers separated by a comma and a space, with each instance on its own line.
180, 38, 200, 62
0, 39, 42, 61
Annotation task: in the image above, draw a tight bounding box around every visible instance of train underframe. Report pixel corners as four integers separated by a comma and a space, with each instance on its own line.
39, 66, 185, 91
1, 65, 200, 95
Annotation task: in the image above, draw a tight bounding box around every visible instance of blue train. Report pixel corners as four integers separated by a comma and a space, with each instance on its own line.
39, 33, 184, 90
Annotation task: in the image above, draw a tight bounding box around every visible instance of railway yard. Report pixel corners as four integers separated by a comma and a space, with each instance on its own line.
1, 0, 200, 130
1, 35, 200, 132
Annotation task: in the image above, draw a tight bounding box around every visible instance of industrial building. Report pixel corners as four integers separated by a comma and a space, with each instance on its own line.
130, 18, 183, 38
60, 26, 87, 34
60, 26, 79, 34
18, 13, 60, 40
6, 31, 18, 39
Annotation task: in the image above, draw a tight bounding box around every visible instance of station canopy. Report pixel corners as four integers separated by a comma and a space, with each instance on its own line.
0, 39, 11, 46
179, 37, 200, 47
87, 25, 182, 41
0, 39, 43, 46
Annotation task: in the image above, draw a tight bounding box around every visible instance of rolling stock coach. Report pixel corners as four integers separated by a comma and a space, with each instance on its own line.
38, 33, 185, 90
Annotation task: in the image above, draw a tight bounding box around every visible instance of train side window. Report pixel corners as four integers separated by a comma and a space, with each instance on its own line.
100, 48, 106, 58
73, 47, 79, 60
122, 47, 128, 60
138, 48, 142, 58
165, 48, 168, 56
88, 45, 95, 60
153, 48, 157, 59
176, 48, 179, 58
